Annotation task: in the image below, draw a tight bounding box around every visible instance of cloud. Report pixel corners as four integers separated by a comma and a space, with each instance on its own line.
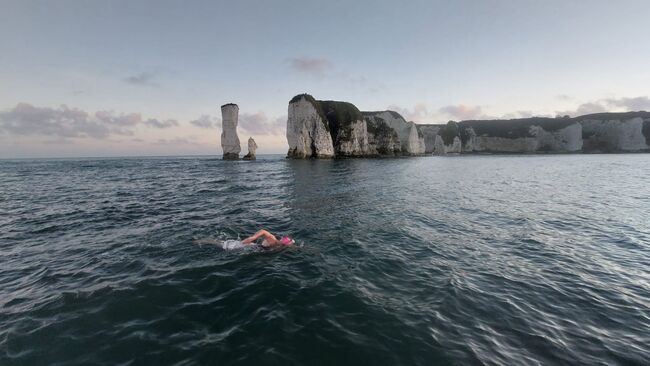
0, 103, 110, 138
438, 104, 483, 120
386, 103, 431, 122
388, 103, 485, 122
190, 115, 220, 129
0, 102, 181, 139
144, 118, 179, 128
604, 96, 650, 111
94, 110, 144, 135
239, 112, 285, 135
500, 111, 535, 119
152, 137, 206, 146
554, 96, 650, 117
288, 57, 332, 76
123, 72, 159, 87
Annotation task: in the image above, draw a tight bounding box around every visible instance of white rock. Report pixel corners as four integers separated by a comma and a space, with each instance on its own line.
221, 103, 241, 159
581, 117, 649, 152
372, 111, 425, 154
247, 137, 257, 155
530, 123, 583, 152
418, 125, 441, 153
459, 123, 582, 153
243, 137, 257, 160
336, 119, 372, 156
286, 96, 334, 158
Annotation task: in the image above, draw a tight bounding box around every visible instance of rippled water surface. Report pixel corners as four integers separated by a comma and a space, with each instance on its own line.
1, 154, 649, 365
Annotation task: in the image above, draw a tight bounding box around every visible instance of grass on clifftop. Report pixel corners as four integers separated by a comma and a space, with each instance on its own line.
439, 121, 459, 145
289, 94, 330, 131
319, 100, 363, 143
289, 94, 365, 141
459, 117, 575, 139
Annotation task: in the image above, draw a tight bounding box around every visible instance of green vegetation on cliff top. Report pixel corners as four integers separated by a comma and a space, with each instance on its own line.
290, 94, 650, 145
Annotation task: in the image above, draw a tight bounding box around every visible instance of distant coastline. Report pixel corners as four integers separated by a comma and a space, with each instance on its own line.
285, 94, 650, 158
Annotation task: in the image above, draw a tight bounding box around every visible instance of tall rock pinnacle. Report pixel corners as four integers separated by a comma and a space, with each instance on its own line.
221, 103, 241, 160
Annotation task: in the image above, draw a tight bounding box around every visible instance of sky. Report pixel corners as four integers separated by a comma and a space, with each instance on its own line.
1, 0, 650, 158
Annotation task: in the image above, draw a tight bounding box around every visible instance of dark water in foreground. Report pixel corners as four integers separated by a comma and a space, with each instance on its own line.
1, 155, 649, 365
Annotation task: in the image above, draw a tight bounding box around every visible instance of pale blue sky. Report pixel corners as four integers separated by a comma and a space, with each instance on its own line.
1, 0, 650, 157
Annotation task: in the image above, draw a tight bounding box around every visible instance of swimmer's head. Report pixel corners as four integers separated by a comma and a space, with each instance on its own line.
279, 236, 294, 246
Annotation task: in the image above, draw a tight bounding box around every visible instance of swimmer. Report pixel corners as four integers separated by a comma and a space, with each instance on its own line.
241, 229, 295, 248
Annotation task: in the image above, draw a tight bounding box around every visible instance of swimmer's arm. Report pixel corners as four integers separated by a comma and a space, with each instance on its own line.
242, 230, 277, 244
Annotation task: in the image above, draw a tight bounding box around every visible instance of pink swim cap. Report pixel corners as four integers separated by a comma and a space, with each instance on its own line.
279, 236, 293, 245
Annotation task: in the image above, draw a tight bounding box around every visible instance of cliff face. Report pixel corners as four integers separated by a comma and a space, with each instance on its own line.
221, 103, 241, 160
287, 94, 405, 158
286, 94, 650, 157
286, 95, 335, 158
363, 113, 402, 155
421, 112, 650, 155
366, 111, 425, 155
580, 113, 650, 152
418, 125, 441, 153
319, 100, 371, 157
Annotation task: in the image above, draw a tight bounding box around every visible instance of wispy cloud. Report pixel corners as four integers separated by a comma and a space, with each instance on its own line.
0, 103, 110, 138
604, 96, 650, 111
239, 112, 285, 135
438, 104, 484, 120
153, 137, 206, 146
288, 57, 332, 76
123, 71, 160, 87
555, 96, 650, 117
386, 103, 432, 122
387, 103, 485, 122
500, 111, 535, 119
190, 115, 220, 129
0, 103, 180, 139
288, 56, 382, 92
144, 118, 178, 128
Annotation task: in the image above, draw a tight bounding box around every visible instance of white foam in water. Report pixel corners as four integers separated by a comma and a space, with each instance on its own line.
195, 238, 250, 250
221, 239, 246, 250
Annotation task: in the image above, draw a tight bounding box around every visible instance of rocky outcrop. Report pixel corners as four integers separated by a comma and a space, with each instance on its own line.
580, 112, 650, 152
418, 125, 441, 153
243, 137, 257, 160
286, 94, 650, 157
363, 113, 402, 155
459, 118, 583, 153
421, 112, 650, 154
221, 103, 241, 160
319, 100, 372, 157
286, 94, 416, 158
365, 111, 425, 155
286, 95, 335, 158
420, 116, 625, 155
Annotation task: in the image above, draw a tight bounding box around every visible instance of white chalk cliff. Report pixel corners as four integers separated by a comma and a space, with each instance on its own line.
419, 116, 641, 155
286, 96, 335, 158
581, 115, 649, 152
220, 103, 241, 160
286, 95, 409, 158
286, 94, 650, 157
369, 111, 425, 155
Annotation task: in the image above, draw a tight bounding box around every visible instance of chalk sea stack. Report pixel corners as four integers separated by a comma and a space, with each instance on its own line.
243, 137, 257, 160
221, 103, 241, 160
286, 94, 423, 158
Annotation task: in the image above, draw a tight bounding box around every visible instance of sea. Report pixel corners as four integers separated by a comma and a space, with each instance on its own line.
1, 154, 648, 366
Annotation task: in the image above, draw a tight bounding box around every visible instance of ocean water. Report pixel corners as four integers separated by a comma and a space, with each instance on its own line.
1, 154, 649, 366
